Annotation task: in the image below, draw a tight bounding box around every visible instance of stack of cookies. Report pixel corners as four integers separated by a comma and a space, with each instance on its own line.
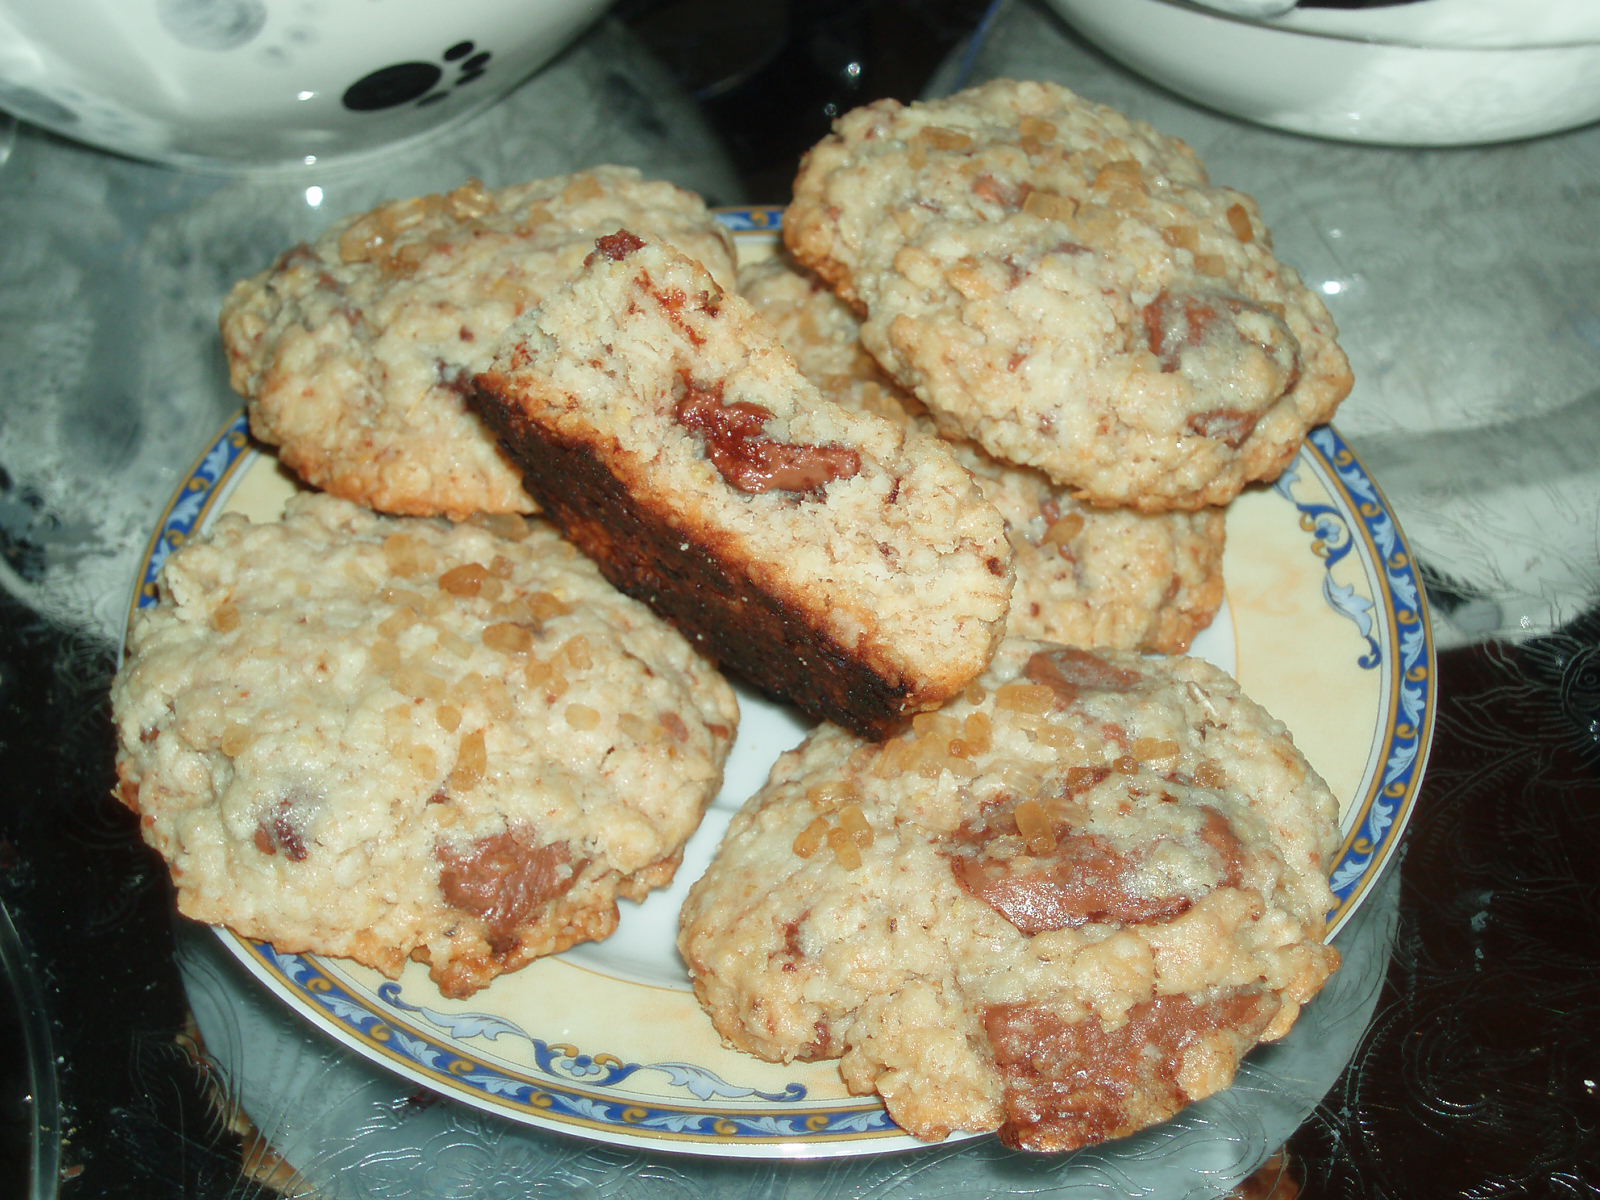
112, 80, 1352, 1153
738, 252, 1228, 655
683, 77, 1350, 1152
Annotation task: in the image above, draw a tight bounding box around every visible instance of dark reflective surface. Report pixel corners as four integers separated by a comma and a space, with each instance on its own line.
1288, 611, 1600, 1197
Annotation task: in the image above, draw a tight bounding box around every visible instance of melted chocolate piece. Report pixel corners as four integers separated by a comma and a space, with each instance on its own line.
948, 788, 1247, 935
1196, 806, 1248, 890
253, 797, 308, 862
952, 830, 1192, 934
984, 987, 1278, 1151
1186, 407, 1264, 450
437, 828, 579, 954
1140, 289, 1300, 449
588, 229, 645, 263
1145, 289, 1229, 373
468, 377, 921, 738
1024, 647, 1144, 706
674, 379, 861, 495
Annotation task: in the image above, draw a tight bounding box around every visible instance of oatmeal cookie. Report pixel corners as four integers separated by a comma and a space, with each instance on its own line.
740, 254, 1225, 652
471, 232, 1013, 739
112, 493, 738, 998
221, 168, 737, 518
678, 639, 1340, 1151
784, 79, 1352, 511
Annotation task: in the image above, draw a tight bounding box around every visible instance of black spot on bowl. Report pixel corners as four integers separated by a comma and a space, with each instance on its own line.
342, 41, 494, 113
343, 62, 444, 111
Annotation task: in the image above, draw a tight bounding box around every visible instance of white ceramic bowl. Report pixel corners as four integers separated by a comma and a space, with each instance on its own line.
1046, 0, 1600, 146
0, 0, 612, 171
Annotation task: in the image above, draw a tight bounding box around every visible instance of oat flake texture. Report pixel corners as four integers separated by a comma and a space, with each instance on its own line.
738, 252, 1227, 653
112, 493, 738, 998
678, 638, 1340, 1151
784, 78, 1353, 511
221, 168, 737, 518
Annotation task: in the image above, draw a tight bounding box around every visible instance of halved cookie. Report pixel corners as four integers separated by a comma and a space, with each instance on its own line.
470, 232, 1013, 739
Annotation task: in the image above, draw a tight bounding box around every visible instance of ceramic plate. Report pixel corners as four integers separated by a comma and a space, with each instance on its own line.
128, 209, 1433, 1159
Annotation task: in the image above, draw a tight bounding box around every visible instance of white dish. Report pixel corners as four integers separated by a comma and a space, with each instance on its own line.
0, 0, 609, 171
130, 208, 1434, 1159
1047, 0, 1600, 146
